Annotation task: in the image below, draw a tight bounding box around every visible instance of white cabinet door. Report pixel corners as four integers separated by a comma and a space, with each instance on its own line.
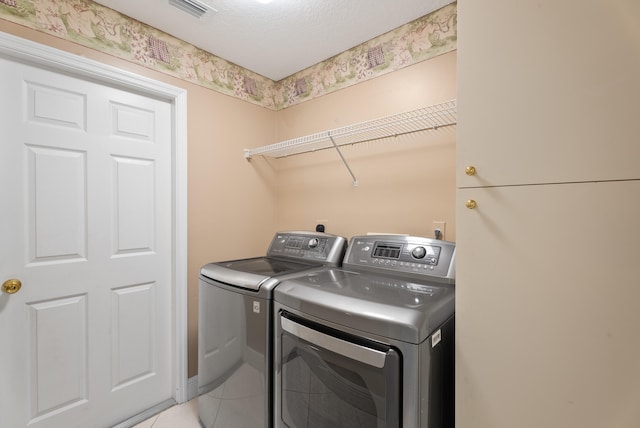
0, 57, 173, 427
457, 0, 640, 187
456, 181, 640, 428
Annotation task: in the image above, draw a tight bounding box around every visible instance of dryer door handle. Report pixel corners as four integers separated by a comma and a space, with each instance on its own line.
281, 316, 387, 368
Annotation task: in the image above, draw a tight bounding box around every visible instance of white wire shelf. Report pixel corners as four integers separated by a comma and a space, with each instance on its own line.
244, 99, 457, 160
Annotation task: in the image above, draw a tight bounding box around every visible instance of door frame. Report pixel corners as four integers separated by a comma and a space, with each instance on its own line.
0, 32, 189, 403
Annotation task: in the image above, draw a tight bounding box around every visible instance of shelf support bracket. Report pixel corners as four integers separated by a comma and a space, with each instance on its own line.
329, 134, 358, 187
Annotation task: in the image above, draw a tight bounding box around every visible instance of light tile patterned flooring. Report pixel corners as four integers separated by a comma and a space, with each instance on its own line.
132, 399, 201, 428
133, 361, 263, 428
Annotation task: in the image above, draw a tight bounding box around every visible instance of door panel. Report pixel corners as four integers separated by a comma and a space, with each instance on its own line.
0, 55, 173, 428
111, 282, 156, 389
457, 0, 640, 187
456, 181, 640, 428
28, 295, 88, 421
27, 145, 87, 262
112, 156, 156, 254
26, 82, 86, 130
111, 101, 156, 141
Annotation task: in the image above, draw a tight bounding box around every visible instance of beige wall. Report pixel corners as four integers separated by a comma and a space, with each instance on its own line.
185, 90, 278, 376
1, 21, 457, 377
268, 51, 457, 240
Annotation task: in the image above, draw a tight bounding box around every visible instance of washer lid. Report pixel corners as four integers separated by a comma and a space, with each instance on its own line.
201, 257, 315, 291
274, 268, 455, 344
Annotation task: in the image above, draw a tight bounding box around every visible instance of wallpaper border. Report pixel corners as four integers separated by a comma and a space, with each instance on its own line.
0, 0, 457, 110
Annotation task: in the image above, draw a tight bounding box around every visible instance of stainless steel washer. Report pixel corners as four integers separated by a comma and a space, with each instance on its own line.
273, 235, 456, 428
197, 231, 347, 428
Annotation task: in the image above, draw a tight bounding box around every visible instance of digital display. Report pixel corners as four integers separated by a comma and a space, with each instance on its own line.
285, 236, 305, 249
373, 243, 402, 259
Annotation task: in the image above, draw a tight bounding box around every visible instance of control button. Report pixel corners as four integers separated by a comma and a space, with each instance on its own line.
363, 246, 370, 251
308, 238, 319, 248
411, 246, 427, 259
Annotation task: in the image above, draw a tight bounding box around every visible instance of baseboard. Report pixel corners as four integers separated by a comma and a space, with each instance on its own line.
187, 375, 199, 401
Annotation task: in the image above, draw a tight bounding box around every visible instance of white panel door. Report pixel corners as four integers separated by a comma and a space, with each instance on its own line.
0, 56, 173, 428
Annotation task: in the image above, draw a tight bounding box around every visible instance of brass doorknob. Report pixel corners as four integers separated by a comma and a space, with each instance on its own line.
465, 166, 477, 176
2, 279, 22, 294
466, 199, 478, 210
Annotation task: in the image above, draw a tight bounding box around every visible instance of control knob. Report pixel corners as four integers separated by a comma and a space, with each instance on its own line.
308, 238, 319, 248
411, 246, 427, 259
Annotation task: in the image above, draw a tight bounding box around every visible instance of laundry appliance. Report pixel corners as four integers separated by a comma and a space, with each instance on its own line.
273, 234, 456, 428
198, 231, 347, 428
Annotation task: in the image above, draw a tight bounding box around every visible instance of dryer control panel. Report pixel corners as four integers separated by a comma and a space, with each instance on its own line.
344, 235, 456, 283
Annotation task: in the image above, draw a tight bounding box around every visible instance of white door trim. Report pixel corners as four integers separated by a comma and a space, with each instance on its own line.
0, 32, 189, 403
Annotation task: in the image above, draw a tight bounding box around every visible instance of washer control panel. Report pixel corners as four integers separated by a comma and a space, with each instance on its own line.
267, 231, 347, 266
344, 235, 456, 282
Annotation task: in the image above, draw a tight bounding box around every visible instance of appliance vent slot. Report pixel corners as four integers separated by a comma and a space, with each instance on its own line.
168, 0, 216, 19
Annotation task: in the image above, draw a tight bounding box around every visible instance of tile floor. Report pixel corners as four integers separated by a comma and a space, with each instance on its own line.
132, 399, 201, 428
133, 361, 264, 428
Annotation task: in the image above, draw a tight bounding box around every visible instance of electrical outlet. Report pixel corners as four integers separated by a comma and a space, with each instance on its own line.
432, 221, 446, 240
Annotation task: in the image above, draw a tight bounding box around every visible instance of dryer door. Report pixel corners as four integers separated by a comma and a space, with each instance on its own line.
276, 311, 401, 428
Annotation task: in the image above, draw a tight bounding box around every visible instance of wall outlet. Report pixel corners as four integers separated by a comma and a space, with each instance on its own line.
432, 221, 446, 240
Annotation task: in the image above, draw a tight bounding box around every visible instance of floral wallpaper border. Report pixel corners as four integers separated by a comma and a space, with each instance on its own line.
0, 0, 457, 110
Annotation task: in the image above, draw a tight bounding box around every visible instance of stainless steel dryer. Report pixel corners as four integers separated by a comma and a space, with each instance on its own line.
273, 235, 456, 428
198, 231, 347, 428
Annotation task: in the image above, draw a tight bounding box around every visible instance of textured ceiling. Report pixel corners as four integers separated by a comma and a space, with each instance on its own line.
93, 0, 454, 81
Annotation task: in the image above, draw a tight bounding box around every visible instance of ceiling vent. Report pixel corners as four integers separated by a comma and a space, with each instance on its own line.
168, 0, 217, 19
